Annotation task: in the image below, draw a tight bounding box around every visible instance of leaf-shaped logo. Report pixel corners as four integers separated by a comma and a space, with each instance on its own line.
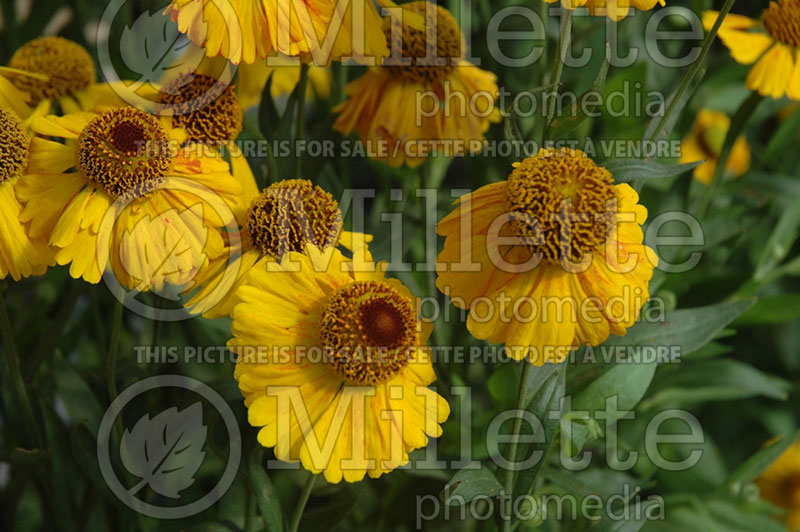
119, 9, 199, 86
120, 402, 207, 499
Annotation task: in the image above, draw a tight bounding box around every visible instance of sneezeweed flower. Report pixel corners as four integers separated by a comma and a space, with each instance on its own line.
229, 247, 449, 483
679, 109, 751, 185
185, 178, 371, 318
333, 1, 500, 168
165, 0, 390, 65
0, 37, 121, 114
15, 107, 243, 291
0, 105, 52, 280
703, 2, 800, 100
436, 148, 657, 365
543, 0, 665, 21
756, 439, 800, 531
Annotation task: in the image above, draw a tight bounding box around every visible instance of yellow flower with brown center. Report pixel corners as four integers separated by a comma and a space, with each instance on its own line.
0, 104, 52, 280
165, 0, 391, 64
704, 1, 800, 100
0, 37, 125, 116
543, 0, 665, 20
436, 148, 657, 365
185, 178, 371, 319
333, 1, 500, 168
679, 109, 751, 185
756, 440, 800, 531
15, 106, 243, 291
229, 247, 449, 483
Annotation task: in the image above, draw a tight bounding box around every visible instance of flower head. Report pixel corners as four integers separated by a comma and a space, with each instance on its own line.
679, 109, 751, 185
757, 439, 800, 531
333, 1, 500, 167
165, 0, 390, 64
544, 0, 665, 21
436, 148, 657, 364
229, 248, 449, 483
185, 178, 371, 319
16, 106, 243, 291
704, 2, 800, 100
0, 104, 52, 280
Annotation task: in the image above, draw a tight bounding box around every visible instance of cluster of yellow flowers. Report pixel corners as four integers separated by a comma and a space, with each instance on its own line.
1, 0, 799, 495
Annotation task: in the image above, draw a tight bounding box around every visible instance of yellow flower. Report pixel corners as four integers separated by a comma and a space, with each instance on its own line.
543, 0, 665, 21
0, 104, 53, 280
0, 37, 126, 116
165, 0, 390, 65
333, 1, 500, 168
185, 178, 372, 319
756, 439, 800, 531
15, 106, 243, 291
228, 247, 449, 483
703, 2, 800, 100
436, 148, 657, 365
679, 109, 751, 185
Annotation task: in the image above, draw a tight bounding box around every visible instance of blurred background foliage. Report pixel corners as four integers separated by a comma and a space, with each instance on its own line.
1, 0, 799, 531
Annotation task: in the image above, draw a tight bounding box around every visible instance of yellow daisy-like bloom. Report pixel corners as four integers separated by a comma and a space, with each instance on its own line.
15, 106, 243, 291
679, 109, 751, 185
229, 247, 449, 483
165, 0, 390, 65
703, 2, 800, 100
0, 37, 125, 115
543, 0, 665, 21
185, 178, 371, 318
436, 148, 657, 365
0, 104, 52, 280
333, 1, 500, 168
756, 439, 800, 531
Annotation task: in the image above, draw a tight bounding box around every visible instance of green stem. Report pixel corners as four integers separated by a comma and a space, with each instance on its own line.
543, 9, 574, 142
289, 472, 317, 532
645, 0, 737, 143
695, 91, 763, 220
502, 362, 535, 532
0, 282, 43, 448
292, 63, 310, 178
107, 300, 123, 402
535, 0, 549, 89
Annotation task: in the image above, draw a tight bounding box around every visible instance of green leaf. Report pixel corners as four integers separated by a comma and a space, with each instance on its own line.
247, 447, 285, 532
441, 467, 505, 505
734, 295, 800, 326
549, 43, 610, 140
602, 159, 704, 183
644, 67, 706, 141
604, 298, 756, 357
642, 359, 791, 409
764, 106, 800, 163
257, 73, 280, 140
9, 448, 51, 480
514, 364, 566, 498
725, 431, 799, 489
754, 194, 800, 281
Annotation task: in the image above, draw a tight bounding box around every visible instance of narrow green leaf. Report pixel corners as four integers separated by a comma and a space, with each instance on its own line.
247, 447, 285, 532
53, 358, 104, 435
603, 159, 704, 183
734, 295, 800, 326
754, 195, 800, 281
725, 431, 799, 489
257, 73, 280, 139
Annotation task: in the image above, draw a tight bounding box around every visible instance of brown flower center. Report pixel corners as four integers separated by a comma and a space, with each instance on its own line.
8, 37, 96, 104
763, 0, 800, 48
320, 281, 417, 385
503, 149, 616, 264
245, 179, 343, 260
157, 73, 243, 144
382, 1, 464, 84
0, 105, 28, 183
77, 108, 175, 199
